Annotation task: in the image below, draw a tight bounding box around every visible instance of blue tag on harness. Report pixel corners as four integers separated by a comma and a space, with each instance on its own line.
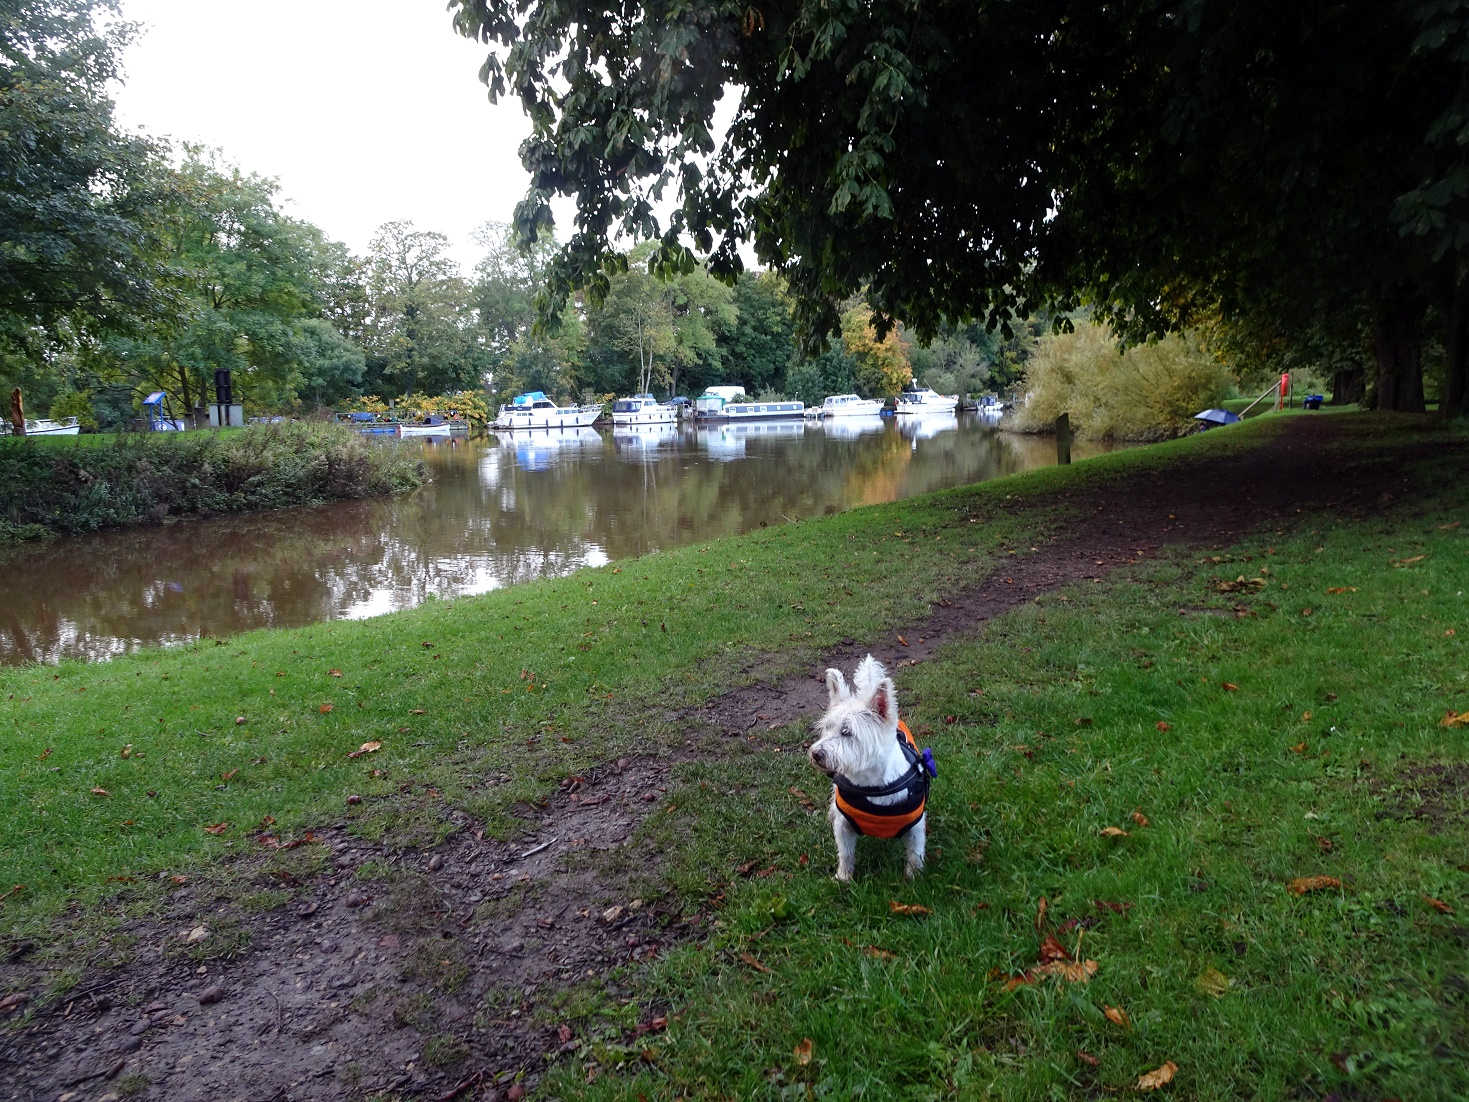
921, 747, 938, 778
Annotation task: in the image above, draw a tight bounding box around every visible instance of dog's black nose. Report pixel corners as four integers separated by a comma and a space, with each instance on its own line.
809, 745, 827, 769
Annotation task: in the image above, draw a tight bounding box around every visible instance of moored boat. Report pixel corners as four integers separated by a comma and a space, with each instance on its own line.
694, 388, 805, 421
610, 394, 678, 426
493, 391, 603, 430
338, 412, 399, 436
396, 418, 455, 440
1, 416, 81, 436
817, 393, 883, 418
893, 379, 958, 414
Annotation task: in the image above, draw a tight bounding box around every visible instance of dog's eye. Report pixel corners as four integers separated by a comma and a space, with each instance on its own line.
840, 723, 852, 738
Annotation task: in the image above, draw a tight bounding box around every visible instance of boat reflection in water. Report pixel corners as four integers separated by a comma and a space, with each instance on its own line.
495, 426, 603, 472
694, 419, 808, 461
896, 409, 959, 448
612, 423, 681, 462
816, 414, 887, 440
1, 416, 1122, 665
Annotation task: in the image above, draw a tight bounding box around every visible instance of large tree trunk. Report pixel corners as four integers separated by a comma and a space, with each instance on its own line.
1372, 294, 1427, 412
1330, 365, 1365, 406
1442, 277, 1468, 419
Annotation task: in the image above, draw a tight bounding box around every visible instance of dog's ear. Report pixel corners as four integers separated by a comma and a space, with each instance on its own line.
867, 677, 897, 724
825, 668, 849, 704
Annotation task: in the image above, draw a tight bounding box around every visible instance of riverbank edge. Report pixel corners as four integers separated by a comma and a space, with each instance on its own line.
0, 421, 427, 544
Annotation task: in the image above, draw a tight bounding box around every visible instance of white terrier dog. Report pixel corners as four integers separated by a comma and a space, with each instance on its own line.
808, 655, 934, 882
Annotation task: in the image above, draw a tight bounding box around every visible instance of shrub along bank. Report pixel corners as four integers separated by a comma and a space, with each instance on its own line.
0, 421, 426, 542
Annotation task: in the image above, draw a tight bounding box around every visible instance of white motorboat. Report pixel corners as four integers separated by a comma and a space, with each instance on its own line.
2, 416, 80, 436
493, 391, 603, 430
817, 393, 884, 417
893, 379, 958, 414
396, 420, 455, 440
610, 394, 678, 426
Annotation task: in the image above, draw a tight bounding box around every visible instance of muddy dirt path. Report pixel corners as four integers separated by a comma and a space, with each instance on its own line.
0, 418, 1442, 1101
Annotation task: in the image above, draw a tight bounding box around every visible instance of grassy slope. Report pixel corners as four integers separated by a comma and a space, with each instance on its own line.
3, 413, 1466, 1099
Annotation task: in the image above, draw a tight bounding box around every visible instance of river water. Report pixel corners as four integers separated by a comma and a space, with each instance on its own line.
2, 415, 1117, 665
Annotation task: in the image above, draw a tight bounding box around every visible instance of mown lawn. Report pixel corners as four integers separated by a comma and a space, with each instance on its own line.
2, 413, 1465, 1099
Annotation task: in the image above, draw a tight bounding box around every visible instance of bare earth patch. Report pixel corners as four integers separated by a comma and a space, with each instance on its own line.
1, 417, 1457, 1100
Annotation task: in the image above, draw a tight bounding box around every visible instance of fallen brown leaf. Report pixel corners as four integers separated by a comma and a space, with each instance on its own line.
347, 740, 381, 758
1093, 899, 1134, 915
1131, 810, 1150, 827
1325, 586, 1357, 594
1100, 826, 1129, 838
1076, 1050, 1100, 1067
1136, 1060, 1178, 1090
897, 634, 909, 647
1392, 554, 1426, 567
888, 901, 932, 917
738, 951, 773, 974
89, 787, 110, 797
862, 945, 897, 960
319, 703, 334, 714
1441, 711, 1469, 729
0, 992, 28, 1015
1038, 934, 1070, 963
1155, 721, 1171, 732
1221, 682, 1239, 692
997, 970, 1035, 992
329, 669, 343, 677
220, 769, 237, 782
1034, 894, 1048, 932
1103, 1004, 1131, 1028
1034, 958, 1098, 983
1287, 875, 1342, 895
1422, 895, 1454, 915
203, 822, 229, 835
794, 1038, 813, 1065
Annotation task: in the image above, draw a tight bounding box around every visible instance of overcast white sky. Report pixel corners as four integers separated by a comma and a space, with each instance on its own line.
112, 0, 537, 274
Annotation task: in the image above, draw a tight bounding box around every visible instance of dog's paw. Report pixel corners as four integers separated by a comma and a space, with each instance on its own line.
903, 856, 925, 880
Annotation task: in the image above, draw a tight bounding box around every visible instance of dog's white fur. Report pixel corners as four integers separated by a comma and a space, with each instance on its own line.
808, 655, 925, 882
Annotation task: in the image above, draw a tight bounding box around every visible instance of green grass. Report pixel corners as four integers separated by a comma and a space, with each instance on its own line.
540, 420, 1467, 1100
2, 412, 1466, 1099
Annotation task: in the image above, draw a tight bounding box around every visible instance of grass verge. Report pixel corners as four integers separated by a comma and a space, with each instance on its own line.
2, 412, 1465, 1099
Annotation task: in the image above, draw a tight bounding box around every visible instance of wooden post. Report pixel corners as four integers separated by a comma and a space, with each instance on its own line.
9, 388, 24, 436
1055, 412, 1072, 465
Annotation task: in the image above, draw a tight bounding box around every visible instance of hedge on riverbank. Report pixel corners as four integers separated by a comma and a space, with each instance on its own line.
0, 422, 426, 542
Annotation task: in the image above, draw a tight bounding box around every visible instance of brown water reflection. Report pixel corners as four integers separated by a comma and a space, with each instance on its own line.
1, 416, 1118, 664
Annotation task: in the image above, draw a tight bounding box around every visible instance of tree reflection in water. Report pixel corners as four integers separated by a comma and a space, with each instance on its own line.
2, 419, 1117, 664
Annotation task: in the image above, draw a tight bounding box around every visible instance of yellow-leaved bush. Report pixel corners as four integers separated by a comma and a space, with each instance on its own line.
1013, 321, 1233, 440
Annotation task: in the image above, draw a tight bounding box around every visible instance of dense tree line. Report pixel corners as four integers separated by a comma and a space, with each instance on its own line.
450, 0, 1469, 416
2, 3, 1026, 428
